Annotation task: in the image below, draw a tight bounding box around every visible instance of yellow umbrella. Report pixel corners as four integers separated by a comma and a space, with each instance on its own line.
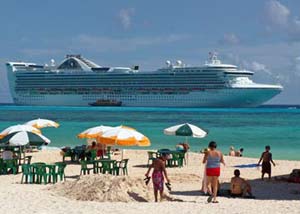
97, 126, 150, 147
25, 118, 59, 129
77, 125, 113, 139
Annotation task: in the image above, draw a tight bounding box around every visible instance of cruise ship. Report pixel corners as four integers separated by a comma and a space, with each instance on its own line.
6, 54, 283, 107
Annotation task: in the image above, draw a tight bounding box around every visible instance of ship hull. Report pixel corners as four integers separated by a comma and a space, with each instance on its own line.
10, 88, 281, 107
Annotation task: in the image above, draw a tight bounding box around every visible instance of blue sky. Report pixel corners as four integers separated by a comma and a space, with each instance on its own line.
0, 0, 299, 104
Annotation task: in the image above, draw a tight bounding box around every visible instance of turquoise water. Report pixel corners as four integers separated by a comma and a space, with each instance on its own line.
0, 105, 299, 160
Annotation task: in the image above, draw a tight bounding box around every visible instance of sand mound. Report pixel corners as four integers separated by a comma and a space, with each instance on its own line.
50, 175, 158, 202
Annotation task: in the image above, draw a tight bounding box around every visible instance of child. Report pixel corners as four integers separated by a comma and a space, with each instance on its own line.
145, 153, 170, 202
258, 145, 276, 180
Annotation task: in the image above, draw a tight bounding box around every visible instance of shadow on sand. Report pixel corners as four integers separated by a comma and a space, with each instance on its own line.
171, 173, 300, 201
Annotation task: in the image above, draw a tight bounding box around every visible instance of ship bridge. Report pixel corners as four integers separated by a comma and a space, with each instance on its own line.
57, 55, 102, 71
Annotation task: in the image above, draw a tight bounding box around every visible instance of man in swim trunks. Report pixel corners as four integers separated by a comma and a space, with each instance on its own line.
145, 153, 170, 202
258, 145, 276, 180
230, 169, 254, 198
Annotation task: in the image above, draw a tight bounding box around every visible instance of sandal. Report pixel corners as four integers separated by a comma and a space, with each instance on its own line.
207, 195, 213, 203
212, 201, 219, 203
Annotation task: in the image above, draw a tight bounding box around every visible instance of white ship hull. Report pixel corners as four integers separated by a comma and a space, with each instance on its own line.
11, 88, 281, 107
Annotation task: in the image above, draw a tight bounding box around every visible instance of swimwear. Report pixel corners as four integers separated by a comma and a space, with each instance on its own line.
152, 170, 164, 191
262, 161, 271, 174
206, 155, 221, 176
206, 167, 220, 176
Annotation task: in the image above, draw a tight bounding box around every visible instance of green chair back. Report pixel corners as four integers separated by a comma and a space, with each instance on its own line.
100, 160, 114, 174
119, 159, 129, 175
80, 160, 93, 175
55, 162, 67, 181
21, 164, 33, 184
147, 151, 157, 166
4, 159, 18, 174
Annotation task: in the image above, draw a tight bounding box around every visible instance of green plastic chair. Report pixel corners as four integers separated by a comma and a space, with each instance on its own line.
147, 151, 157, 166
4, 159, 18, 174
0, 159, 6, 175
21, 164, 33, 184
169, 153, 183, 167
31, 162, 46, 184
86, 149, 97, 162
33, 164, 47, 184
103, 147, 111, 160
62, 149, 74, 162
119, 159, 129, 175
55, 162, 67, 181
112, 161, 120, 176
178, 152, 185, 166
24, 156, 32, 164
80, 160, 93, 175
100, 160, 115, 174
44, 165, 57, 184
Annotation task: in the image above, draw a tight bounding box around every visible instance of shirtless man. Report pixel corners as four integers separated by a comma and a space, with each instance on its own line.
230, 169, 254, 198
145, 153, 170, 202
258, 145, 276, 180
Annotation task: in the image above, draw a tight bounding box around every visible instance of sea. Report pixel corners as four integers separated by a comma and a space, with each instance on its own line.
0, 105, 299, 161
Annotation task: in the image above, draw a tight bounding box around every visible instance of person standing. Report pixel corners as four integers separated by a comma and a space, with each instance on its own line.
258, 145, 275, 180
202, 141, 225, 203
145, 153, 170, 202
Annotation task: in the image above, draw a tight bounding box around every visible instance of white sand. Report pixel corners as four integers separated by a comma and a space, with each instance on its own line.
0, 149, 299, 214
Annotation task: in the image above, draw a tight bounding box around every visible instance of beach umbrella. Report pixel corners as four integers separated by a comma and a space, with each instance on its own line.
77, 125, 113, 139
0, 131, 51, 146
164, 123, 207, 138
98, 126, 150, 147
164, 123, 208, 165
97, 125, 150, 159
0, 124, 41, 139
25, 118, 59, 129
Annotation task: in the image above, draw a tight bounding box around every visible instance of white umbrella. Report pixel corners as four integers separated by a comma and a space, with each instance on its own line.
98, 126, 150, 147
25, 118, 59, 129
97, 125, 151, 159
77, 125, 113, 139
164, 123, 207, 138
164, 123, 208, 165
0, 124, 41, 139
0, 131, 51, 146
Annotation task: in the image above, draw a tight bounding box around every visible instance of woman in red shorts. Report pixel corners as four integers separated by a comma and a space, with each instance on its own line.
202, 141, 225, 203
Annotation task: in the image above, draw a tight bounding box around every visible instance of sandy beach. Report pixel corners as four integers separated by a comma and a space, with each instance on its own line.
0, 149, 299, 214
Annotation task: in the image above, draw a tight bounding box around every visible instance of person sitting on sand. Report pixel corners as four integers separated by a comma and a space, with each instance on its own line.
235, 148, 244, 157
229, 146, 235, 156
145, 152, 171, 202
258, 145, 275, 180
230, 169, 254, 198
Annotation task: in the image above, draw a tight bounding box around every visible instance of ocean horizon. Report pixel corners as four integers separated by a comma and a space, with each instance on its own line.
0, 105, 299, 161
